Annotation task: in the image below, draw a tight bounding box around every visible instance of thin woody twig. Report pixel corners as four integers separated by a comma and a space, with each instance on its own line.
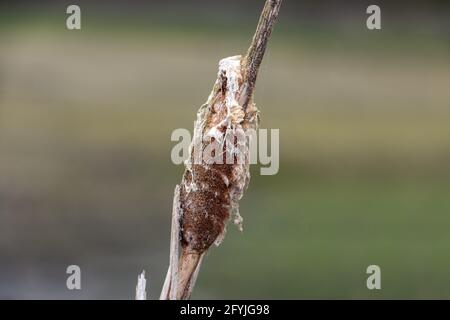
240, 0, 282, 109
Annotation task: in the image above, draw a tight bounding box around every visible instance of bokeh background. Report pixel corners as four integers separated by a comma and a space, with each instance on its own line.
1, 0, 449, 299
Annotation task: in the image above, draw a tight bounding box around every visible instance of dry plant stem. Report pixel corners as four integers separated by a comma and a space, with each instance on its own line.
160, 0, 282, 300
135, 271, 147, 300
241, 0, 282, 109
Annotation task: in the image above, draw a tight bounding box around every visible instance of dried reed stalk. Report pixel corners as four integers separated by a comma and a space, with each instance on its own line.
160, 0, 282, 300
135, 270, 147, 300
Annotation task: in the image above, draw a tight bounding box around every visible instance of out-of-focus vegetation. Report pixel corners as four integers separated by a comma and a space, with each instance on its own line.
0, 1, 449, 298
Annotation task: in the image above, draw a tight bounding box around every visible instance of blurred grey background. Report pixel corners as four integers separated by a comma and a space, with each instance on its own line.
0, 0, 449, 299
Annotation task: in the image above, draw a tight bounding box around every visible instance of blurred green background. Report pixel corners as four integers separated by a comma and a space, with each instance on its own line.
1, 0, 449, 299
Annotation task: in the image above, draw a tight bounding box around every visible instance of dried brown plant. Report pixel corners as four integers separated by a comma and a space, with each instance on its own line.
159, 0, 282, 300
